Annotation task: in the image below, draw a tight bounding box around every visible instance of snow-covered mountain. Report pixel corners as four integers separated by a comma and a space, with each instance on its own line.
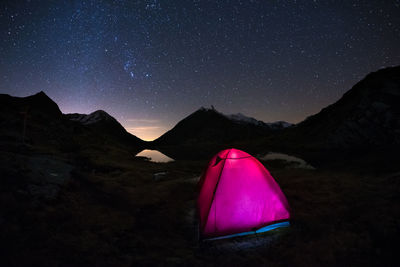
195, 107, 293, 129
153, 106, 294, 147
226, 113, 264, 126
226, 112, 293, 129
266, 121, 294, 129
65, 110, 145, 147
67, 110, 115, 125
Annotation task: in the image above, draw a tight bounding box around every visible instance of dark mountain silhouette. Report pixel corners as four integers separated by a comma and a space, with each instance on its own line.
0, 92, 144, 152
66, 110, 144, 148
1, 66, 399, 155
0, 91, 65, 148
285, 66, 400, 149
152, 66, 400, 155
152, 107, 281, 147
0, 91, 62, 118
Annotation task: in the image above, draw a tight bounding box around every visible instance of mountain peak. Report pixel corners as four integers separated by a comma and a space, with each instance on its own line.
67, 110, 116, 125
65, 109, 144, 146
90, 109, 113, 117
197, 105, 219, 113
30, 91, 54, 103
226, 112, 293, 129
21, 91, 62, 116
34, 90, 48, 97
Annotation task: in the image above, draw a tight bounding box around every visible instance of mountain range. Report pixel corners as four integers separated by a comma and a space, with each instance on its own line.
227, 112, 293, 129
0, 91, 144, 155
153, 66, 400, 152
0, 66, 399, 157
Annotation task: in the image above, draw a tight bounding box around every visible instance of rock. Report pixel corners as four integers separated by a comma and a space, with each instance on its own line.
26, 155, 73, 199
153, 171, 168, 181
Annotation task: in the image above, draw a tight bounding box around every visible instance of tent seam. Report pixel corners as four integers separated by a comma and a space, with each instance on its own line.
202, 148, 231, 235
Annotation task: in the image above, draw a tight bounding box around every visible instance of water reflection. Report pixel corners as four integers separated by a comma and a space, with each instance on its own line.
135, 149, 175, 163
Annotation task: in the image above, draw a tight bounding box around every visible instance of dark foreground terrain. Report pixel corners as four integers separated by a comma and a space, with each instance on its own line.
1, 143, 399, 266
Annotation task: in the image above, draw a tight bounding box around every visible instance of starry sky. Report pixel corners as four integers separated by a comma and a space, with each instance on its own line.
1, 0, 399, 140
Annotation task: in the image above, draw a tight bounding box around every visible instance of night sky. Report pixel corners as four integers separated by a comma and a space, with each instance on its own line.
1, 1, 399, 140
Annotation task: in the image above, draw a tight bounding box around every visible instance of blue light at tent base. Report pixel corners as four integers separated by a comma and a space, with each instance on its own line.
205, 221, 290, 241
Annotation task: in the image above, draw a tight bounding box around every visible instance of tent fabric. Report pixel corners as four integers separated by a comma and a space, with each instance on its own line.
197, 148, 290, 238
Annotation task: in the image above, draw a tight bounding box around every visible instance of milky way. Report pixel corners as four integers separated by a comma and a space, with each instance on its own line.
1, 0, 399, 140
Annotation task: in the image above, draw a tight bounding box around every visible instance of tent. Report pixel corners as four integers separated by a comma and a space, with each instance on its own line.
197, 148, 290, 240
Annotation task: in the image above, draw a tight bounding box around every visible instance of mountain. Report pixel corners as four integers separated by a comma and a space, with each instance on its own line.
152, 107, 285, 147
286, 66, 400, 149
0, 91, 62, 118
67, 110, 114, 125
66, 110, 144, 147
227, 113, 293, 129
0, 91, 66, 149
154, 66, 400, 154
2, 65, 399, 155
0, 92, 144, 152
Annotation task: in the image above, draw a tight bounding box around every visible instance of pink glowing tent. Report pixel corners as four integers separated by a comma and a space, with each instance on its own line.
197, 148, 290, 239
